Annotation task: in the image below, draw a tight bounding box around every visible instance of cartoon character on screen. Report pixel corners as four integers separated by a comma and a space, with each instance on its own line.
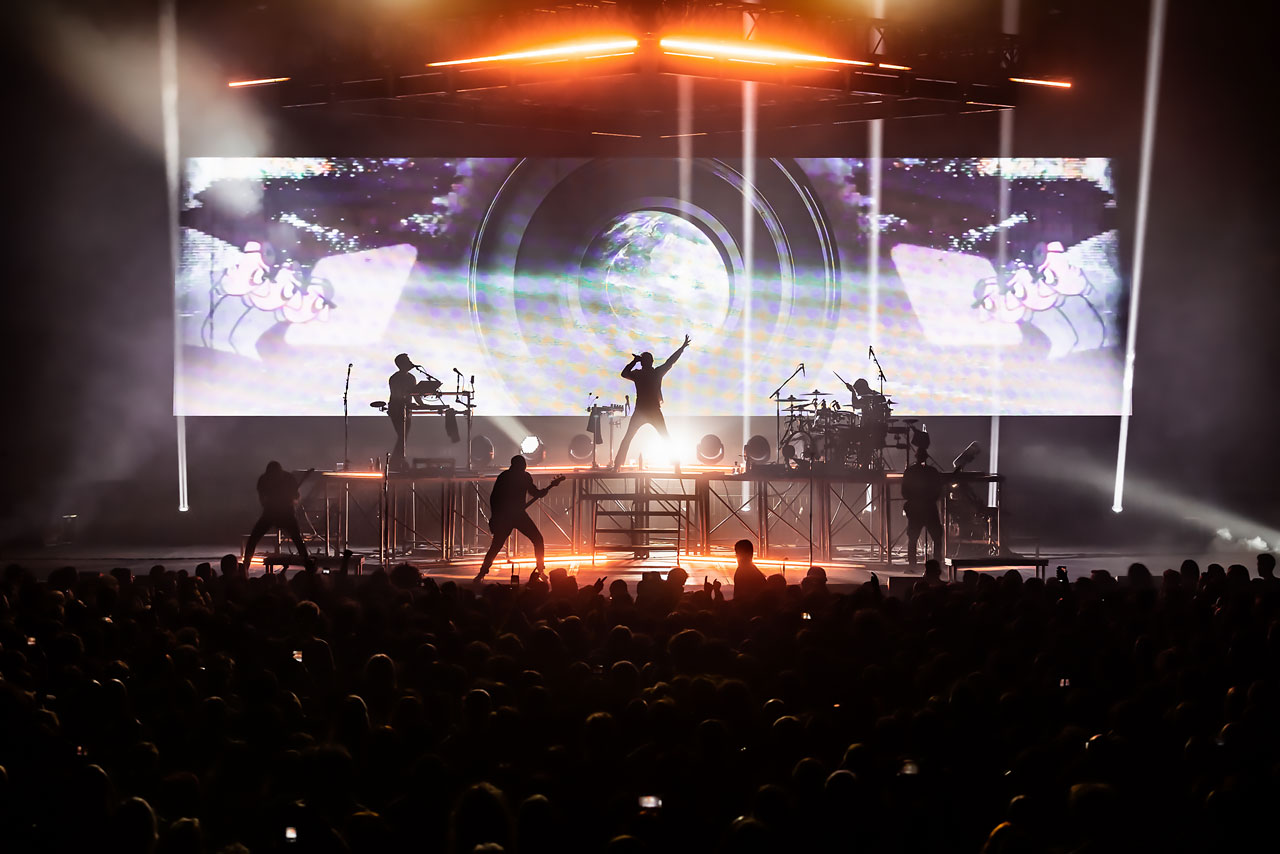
201, 241, 335, 356
972, 240, 1105, 359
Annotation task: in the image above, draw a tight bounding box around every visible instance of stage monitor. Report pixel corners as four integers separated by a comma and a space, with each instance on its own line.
176, 157, 1124, 416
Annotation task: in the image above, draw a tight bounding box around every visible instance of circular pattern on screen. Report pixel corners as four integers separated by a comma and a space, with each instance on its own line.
581, 210, 731, 351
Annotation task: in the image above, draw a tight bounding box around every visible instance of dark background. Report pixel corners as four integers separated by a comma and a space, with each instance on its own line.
4, 0, 1277, 550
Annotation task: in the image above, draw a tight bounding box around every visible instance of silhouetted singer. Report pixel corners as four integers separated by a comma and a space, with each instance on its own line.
612, 334, 690, 472
475, 456, 563, 582
241, 461, 312, 572
388, 353, 418, 467
901, 447, 944, 568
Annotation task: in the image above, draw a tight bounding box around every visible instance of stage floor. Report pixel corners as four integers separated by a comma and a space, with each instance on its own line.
4, 542, 1266, 590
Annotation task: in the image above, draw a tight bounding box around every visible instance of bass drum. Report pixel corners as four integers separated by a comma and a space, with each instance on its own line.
781, 431, 819, 465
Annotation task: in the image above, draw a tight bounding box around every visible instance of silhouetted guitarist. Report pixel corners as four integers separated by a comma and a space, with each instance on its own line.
242, 462, 315, 572
475, 455, 564, 581
612, 334, 690, 472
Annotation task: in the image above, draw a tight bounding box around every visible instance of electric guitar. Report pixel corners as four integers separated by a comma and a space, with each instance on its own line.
488, 475, 565, 533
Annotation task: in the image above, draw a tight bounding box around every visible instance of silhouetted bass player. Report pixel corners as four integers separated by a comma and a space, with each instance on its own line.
475, 456, 564, 582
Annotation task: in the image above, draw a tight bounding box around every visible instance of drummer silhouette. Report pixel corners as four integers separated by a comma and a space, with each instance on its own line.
845, 377, 890, 466
388, 354, 418, 467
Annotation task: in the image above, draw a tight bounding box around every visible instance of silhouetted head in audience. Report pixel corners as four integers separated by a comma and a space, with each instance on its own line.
452, 782, 513, 854
735, 539, 754, 566
1258, 552, 1276, 580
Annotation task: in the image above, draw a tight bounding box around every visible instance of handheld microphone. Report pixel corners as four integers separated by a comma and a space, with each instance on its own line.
469, 375, 474, 385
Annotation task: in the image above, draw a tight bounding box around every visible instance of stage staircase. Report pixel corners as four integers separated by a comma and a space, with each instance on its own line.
582, 473, 697, 561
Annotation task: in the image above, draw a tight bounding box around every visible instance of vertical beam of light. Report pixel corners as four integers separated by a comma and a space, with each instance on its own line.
160, 0, 188, 511
867, 120, 882, 350
1114, 0, 1166, 513
678, 75, 693, 204
989, 1, 1018, 506
868, 0, 886, 357
742, 83, 755, 444
990, 51, 1015, 504
741, 4, 758, 461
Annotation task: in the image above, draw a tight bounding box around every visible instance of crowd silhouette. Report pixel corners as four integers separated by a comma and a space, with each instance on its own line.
1, 551, 1277, 853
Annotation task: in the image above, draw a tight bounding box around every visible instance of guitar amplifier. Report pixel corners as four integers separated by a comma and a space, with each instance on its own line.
412, 457, 456, 475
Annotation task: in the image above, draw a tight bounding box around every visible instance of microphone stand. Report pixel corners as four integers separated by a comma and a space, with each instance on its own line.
587, 393, 601, 469
868, 347, 890, 471
343, 363, 352, 471
868, 346, 888, 396
770, 363, 805, 465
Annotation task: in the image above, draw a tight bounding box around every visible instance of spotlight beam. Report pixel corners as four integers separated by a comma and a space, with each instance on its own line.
161, 0, 188, 512
1114, 0, 1167, 513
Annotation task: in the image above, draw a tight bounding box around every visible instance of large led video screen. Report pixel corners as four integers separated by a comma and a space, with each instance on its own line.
177, 157, 1124, 416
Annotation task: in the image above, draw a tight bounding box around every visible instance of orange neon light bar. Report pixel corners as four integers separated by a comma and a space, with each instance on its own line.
227, 76, 291, 88
659, 37, 874, 67
878, 62, 912, 71
1009, 76, 1072, 88
427, 38, 639, 68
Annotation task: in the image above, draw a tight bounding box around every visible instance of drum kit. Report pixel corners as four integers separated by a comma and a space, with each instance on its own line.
772, 365, 913, 472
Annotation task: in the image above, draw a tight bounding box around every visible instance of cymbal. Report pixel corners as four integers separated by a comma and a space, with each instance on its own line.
803, 389, 830, 396
784, 406, 811, 413
901, 418, 919, 424
778, 395, 807, 403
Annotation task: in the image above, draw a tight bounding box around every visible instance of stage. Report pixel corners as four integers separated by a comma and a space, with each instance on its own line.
5, 541, 1263, 593
302, 462, 1005, 571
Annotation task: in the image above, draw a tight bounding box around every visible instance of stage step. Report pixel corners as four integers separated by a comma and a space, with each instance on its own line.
261, 552, 366, 574
585, 493, 696, 502
595, 527, 680, 535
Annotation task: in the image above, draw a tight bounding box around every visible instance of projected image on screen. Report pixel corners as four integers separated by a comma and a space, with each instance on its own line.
177, 157, 1123, 416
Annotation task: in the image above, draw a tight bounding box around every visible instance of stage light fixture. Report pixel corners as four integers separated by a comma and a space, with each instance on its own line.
1009, 76, 1071, 88
427, 38, 639, 68
744, 435, 771, 464
470, 435, 495, 467
227, 76, 291, 88
568, 433, 594, 462
696, 434, 725, 464
659, 37, 874, 67
520, 435, 547, 463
